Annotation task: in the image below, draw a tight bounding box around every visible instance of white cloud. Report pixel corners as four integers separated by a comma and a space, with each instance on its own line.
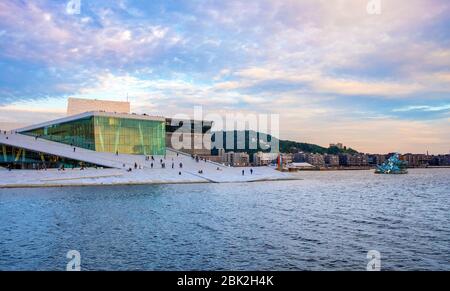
393, 104, 450, 112
0, 2, 183, 65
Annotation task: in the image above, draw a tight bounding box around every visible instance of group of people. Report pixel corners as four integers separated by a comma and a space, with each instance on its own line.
125, 155, 185, 173
0, 130, 17, 135
192, 154, 208, 163
0, 130, 17, 140
119, 152, 256, 178
242, 169, 254, 176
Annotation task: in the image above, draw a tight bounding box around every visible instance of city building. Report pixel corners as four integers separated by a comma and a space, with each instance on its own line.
401, 153, 431, 168
330, 143, 344, 150
222, 152, 250, 167
254, 152, 278, 166
293, 152, 325, 167
324, 154, 339, 167
368, 154, 386, 165
281, 153, 293, 164
339, 154, 369, 167
293, 152, 306, 163
305, 153, 325, 167
430, 154, 450, 166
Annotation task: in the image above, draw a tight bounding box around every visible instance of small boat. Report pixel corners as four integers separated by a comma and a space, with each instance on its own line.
375, 153, 408, 174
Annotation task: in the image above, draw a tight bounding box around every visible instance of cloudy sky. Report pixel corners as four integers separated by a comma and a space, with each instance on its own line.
0, 0, 449, 154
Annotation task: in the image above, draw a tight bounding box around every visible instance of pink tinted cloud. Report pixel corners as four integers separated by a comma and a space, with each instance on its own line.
0, 1, 182, 65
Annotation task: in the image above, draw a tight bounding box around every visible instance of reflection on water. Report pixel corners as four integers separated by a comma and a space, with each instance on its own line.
0, 169, 449, 270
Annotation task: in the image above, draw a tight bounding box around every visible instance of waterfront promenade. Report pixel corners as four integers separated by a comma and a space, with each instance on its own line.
0, 133, 296, 188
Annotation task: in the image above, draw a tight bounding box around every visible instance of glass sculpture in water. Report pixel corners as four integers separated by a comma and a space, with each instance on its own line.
375, 153, 408, 174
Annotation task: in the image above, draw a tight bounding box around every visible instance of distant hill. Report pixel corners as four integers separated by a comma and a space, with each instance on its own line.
278, 139, 358, 155
211, 130, 359, 155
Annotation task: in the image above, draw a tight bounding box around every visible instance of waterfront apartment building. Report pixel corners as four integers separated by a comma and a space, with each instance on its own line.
281, 153, 294, 164
338, 154, 369, 167
222, 152, 250, 167
294, 152, 325, 167
324, 154, 340, 167
430, 154, 450, 166
254, 152, 278, 166
368, 154, 386, 165
401, 153, 431, 168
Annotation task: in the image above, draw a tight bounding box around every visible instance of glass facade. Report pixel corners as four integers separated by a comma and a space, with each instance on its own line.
23, 116, 96, 150
22, 115, 166, 155
93, 116, 165, 155
0, 144, 102, 169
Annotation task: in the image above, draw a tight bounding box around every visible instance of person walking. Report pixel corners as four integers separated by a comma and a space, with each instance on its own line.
151, 163, 153, 169
172, 162, 175, 169
242, 169, 245, 176
250, 168, 253, 175
73, 147, 76, 152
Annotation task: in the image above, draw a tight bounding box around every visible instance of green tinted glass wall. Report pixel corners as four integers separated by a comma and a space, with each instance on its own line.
22, 116, 166, 155
94, 116, 165, 155
0, 143, 103, 169
22, 117, 96, 150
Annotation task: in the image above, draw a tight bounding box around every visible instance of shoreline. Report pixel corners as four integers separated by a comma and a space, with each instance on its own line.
1, 167, 447, 189
294, 166, 450, 171
0, 167, 301, 189
0, 177, 301, 189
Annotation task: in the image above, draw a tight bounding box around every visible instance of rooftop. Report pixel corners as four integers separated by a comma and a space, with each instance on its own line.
16, 111, 166, 133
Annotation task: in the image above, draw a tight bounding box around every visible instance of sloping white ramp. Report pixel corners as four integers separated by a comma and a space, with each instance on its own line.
0, 133, 296, 186
0, 133, 141, 169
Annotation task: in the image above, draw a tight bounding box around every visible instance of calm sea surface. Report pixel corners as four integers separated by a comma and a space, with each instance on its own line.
0, 169, 449, 271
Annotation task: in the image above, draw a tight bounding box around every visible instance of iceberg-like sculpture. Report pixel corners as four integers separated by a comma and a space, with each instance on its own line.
375, 153, 408, 174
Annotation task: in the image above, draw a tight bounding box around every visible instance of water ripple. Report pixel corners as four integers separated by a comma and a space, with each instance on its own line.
0, 168, 449, 270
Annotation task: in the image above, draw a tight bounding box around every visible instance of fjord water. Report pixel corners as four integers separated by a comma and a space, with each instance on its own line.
0, 169, 449, 271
